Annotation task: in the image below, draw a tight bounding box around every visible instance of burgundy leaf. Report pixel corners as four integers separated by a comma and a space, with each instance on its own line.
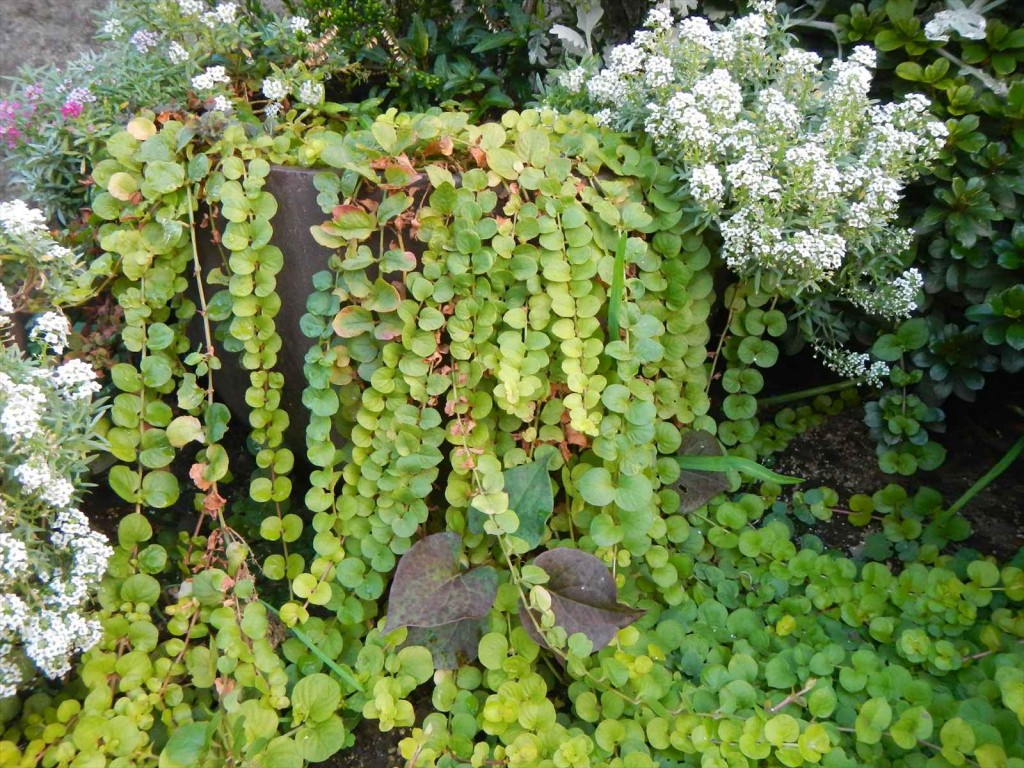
674, 430, 730, 513
518, 548, 643, 653
383, 532, 497, 635
405, 618, 487, 669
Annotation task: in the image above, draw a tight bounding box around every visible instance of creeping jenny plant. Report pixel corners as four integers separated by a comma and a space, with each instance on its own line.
0, 4, 1021, 766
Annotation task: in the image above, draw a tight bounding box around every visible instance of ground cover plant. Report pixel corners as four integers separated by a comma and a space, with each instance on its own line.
0, 1, 1022, 767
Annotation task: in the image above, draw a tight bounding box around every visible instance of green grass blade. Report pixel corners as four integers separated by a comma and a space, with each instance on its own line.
946, 432, 1024, 516
261, 600, 364, 692
608, 231, 627, 340
676, 455, 803, 485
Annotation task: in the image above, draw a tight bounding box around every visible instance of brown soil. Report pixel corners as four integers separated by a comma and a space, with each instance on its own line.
773, 393, 1024, 561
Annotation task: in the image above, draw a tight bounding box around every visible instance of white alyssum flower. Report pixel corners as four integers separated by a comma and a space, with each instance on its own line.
0, 200, 47, 236
0, 595, 28, 634
177, 0, 203, 15
213, 2, 237, 23
45, 244, 75, 264
41, 478, 75, 511
827, 59, 873, 107
13, 453, 52, 493
848, 45, 878, 69
780, 48, 821, 76
211, 94, 234, 112
0, 375, 44, 441
130, 29, 160, 54
288, 15, 311, 34
101, 19, 126, 39
49, 509, 114, 593
645, 6, 674, 31
0, 285, 13, 315
848, 267, 923, 319
23, 609, 103, 679
817, 346, 890, 387
265, 101, 283, 120
690, 164, 724, 206
644, 55, 674, 89
558, 67, 587, 94
608, 43, 646, 75
693, 68, 743, 121
758, 88, 801, 134
168, 41, 190, 64
297, 80, 325, 105
569, 2, 945, 297
191, 65, 231, 91
66, 87, 96, 105
29, 311, 70, 354
677, 17, 716, 50
262, 77, 289, 101
0, 534, 30, 583
0, 643, 24, 698
50, 358, 100, 401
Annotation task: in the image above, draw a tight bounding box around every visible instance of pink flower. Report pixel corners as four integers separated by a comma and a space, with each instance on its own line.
60, 101, 84, 119
0, 126, 21, 148
0, 101, 23, 146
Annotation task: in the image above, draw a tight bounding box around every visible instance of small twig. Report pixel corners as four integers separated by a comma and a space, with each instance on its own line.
767, 679, 817, 714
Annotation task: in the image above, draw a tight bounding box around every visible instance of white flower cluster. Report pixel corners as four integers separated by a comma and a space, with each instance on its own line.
816, 346, 890, 387
0, 373, 45, 441
262, 77, 289, 101
558, 67, 587, 94
168, 41, 190, 64
0, 533, 29, 580
574, 4, 947, 296
177, 0, 204, 15
201, 1, 238, 27
0, 362, 110, 694
0, 201, 87, 311
848, 267, 923, 319
0, 200, 47, 236
50, 358, 101, 401
211, 94, 234, 113
101, 18, 126, 39
192, 65, 231, 92
129, 29, 161, 54
297, 80, 325, 105
30, 311, 70, 354
288, 15, 311, 34
690, 163, 724, 206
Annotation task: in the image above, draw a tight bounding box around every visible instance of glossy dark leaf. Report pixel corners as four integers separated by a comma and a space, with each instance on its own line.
674, 430, 730, 512
383, 533, 497, 635
518, 549, 643, 653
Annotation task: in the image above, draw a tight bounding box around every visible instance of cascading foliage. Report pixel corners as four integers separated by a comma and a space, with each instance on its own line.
0, 99, 1021, 768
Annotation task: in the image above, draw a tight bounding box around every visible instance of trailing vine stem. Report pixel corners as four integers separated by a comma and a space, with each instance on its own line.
449, 367, 644, 711
705, 281, 746, 398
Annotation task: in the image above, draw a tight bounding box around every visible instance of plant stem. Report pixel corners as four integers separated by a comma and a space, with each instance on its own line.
758, 380, 858, 408
946, 432, 1024, 516
705, 286, 744, 397
767, 679, 817, 713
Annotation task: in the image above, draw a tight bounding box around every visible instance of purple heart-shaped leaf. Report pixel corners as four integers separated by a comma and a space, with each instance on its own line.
674, 430, 730, 512
383, 532, 497, 635
518, 548, 643, 653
